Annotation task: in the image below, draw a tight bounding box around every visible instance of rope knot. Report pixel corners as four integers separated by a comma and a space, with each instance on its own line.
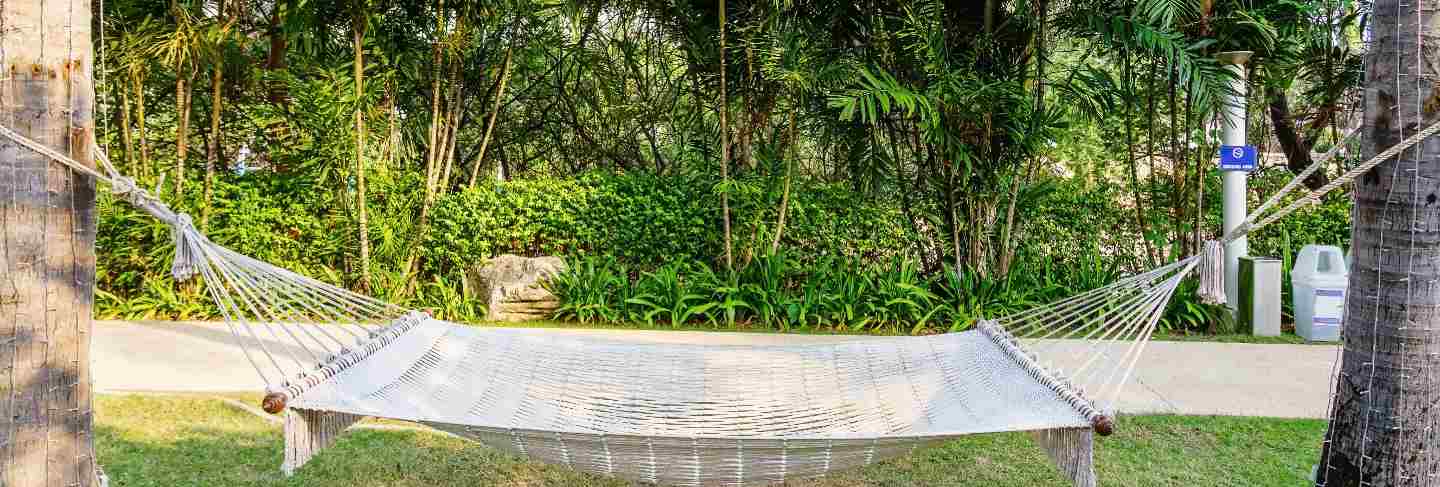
170, 213, 205, 282
109, 175, 138, 198
1198, 241, 1226, 306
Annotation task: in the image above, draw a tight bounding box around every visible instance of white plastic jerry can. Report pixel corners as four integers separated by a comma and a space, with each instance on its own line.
1291, 245, 1348, 342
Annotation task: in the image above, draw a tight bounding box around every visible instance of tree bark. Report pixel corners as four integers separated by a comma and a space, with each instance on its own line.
265, 4, 288, 103
438, 70, 461, 192
175, 70, 193, 197
381, 84, 397, 167
1266, 86, 1330, 190
423, 0, 445, 199
352, 17, 371, 291
717, 0, 733, 271
1318, 1, 1440, 484
0, 1, 102, 485
133, 71, 150, 177
768, 105, 797, 254
203, 64, 222, 229
469, 45, 514, 189
119, 85, 135, 172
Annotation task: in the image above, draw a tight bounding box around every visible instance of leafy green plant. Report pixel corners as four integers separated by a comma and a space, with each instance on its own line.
548, 256, 630, 324
626, 263, 715, 327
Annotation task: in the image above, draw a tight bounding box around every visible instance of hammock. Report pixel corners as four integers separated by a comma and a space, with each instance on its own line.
5, 119, 1431, 486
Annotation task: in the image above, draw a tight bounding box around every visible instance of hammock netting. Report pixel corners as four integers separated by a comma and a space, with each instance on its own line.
6, 117, 1425, 485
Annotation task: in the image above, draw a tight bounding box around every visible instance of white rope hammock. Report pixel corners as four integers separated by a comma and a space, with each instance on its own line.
2, 118, 1428, 486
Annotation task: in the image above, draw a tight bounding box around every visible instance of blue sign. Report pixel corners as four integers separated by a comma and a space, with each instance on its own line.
1219, 145, 1257, 171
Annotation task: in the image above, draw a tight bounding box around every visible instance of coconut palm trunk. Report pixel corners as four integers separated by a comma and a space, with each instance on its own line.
0, 1, 103, 485
133, 70, 151, 176
1317, 1, 1440, 484
352, 15, 372, 290
175, 70, 193, 197
717, 0, 733, 271
204, 64, 222, 229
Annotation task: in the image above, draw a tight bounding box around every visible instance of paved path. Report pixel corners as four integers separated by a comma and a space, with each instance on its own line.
94, 320, 1339, 419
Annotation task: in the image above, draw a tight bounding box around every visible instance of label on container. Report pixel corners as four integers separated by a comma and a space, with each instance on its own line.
1314, 289, 1345, 325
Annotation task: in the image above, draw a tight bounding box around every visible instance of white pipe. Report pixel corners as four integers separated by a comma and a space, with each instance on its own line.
1218, 51, 1252, 311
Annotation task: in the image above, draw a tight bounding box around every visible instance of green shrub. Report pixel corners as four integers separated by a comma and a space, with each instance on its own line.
423, 172, 912, 274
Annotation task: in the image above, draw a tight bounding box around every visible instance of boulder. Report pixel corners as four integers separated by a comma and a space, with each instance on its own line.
469, 254, 566, 322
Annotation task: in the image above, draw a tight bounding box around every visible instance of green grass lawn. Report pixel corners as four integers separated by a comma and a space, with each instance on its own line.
97, 394, 1325, 486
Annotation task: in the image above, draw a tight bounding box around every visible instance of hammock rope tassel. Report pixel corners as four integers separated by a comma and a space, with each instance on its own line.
170, 214, 206, 281
1198, 240, 1226, 306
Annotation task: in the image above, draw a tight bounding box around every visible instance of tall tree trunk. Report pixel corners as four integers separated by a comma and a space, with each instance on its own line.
423, 0, 445, 198
440, 89, 460, 187
437, 51, 462, 192
942, 157, 961, 273
1168, 64, 1182, 254
175, 70, 192, 197
352, 17, 371, 291
1267, 86, 1331, 190
1121, 47, 1157, 266
1318, 0, 1440, 483
0, 1, 102, 485
119, 86, 135, 172
469, 45, 514, 189
414, 0, 448, 276
769, 103, 797, 254
203, 64, 222, 229
381, 84, 397, 167
134, 72, 150, 178
266, 4, 288, 103
438, 74, 461, 193
717, 0, 733, 270
998, 0, 1048, 279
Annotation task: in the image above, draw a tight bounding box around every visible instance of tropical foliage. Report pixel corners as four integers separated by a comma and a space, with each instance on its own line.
93, 0, 1366, 334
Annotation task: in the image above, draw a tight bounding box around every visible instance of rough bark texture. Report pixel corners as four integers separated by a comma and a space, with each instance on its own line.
352, 20, 371, 290
204, 65, 222, 229
469, 45, 513, 190
132, 73, 149, 175
718, 0, 732, 271
0, 1, 102, 485
1267, 86, 1331, 190
174, 73, 192, 197
1318, 1, 1440, 485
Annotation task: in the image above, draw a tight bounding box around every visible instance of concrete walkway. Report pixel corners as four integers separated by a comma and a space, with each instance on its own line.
93, 320, 1339, 419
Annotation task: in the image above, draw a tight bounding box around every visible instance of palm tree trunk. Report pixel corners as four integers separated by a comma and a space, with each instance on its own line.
1318, 1, 1440, 483
120, 86, 136, 172
0, 1, 102, 484
382, 84, 398, 167
175, 70, 193, 197
203, 64, 222, 229
438, 73, 461, 192
768, 106, 797, 254
423, 0, 445, 196
996, 161, 1028, 279
1122, 47, 1156, 266
440, 88, 460, 186
135, 72, 151, 178
264, 4, 288, 104
414, 0, 447, 278
717, 0, 733, 270
352, 17, 372, 290
468, 45, 514, 189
